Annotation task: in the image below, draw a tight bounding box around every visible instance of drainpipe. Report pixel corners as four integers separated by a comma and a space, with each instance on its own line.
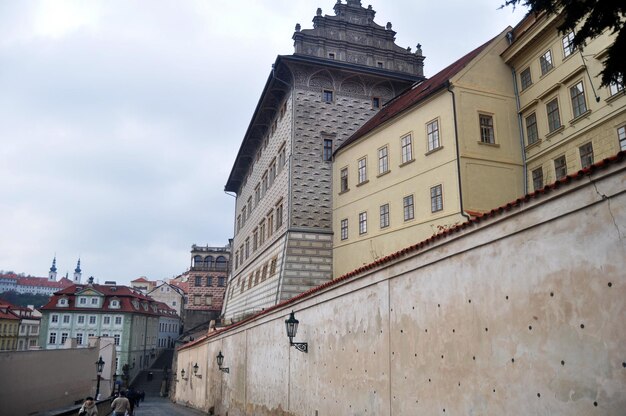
511, 67, 528, 195
447, 81, 470, 220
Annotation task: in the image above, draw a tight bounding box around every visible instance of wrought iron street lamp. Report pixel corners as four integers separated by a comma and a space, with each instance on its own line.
285, 311, 308, 353
180, 368, 187, 380
216, 351, 230, 373
193, 362, 202, 378
95, 356, 105, 399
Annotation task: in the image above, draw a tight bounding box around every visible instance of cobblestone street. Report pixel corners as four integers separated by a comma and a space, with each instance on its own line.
132, 397, 207, 416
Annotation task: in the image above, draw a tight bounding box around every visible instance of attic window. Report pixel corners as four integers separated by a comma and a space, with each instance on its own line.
328, 52, 335, 59
110, 300, 120, 309
57, 298, 68, 307
377, 61, 384, 68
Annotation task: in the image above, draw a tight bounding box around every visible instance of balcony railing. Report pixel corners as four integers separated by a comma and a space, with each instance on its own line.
190, 264, 229, 272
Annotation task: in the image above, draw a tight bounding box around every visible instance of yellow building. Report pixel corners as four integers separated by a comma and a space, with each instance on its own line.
501, 12, 626, 191
0, 303, 20, 351
332, 29, 524, 277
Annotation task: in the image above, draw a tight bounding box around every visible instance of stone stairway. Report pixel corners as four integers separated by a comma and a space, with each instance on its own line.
131, 349, 175, 397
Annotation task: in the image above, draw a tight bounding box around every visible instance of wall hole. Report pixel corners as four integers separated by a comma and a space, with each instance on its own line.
428, 378, 431, 382
561, 360, 565, 366
506, 295, 509, 300
485, 327, 488, 332
415, 353, 417, 357
468, 299, 472, 303
425, 329, 428, 333
608, 282, 612, 287
594, 401, 598, 407
438, 304, 440, 307
622, 362, 625, 368
452, 329, 455, 333
443, 409, 446, 413
550, 292, 554, 297
493, 389, 496, 393
580, 324, 585, 329
412, 306, 415, 309
441, 355, 444, 359
511, 358, 515, 363
458, 382, 461, 386
401, 329, 403, 333
537, 393, 541, 398
529, 325, 533, 330
473, 356, 476, 361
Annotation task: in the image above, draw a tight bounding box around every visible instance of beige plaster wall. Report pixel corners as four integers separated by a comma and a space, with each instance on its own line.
176, 161, 626, 415
0, 344, 102, 416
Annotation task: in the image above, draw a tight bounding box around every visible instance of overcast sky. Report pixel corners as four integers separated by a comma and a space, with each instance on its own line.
0, 0, 528, 285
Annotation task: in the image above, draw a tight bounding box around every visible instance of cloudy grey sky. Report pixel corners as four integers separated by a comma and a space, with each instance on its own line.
0, 0, 527, 285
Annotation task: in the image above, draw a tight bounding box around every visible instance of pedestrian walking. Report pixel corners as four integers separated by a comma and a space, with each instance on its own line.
110, 391, 131, 416
78, 396, 98, 416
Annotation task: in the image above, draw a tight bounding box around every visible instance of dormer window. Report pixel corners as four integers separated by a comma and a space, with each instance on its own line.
57, 298, 69, 307
109, 299, 120, 309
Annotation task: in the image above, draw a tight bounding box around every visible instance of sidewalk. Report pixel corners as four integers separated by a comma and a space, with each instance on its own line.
130, 396, 208, 416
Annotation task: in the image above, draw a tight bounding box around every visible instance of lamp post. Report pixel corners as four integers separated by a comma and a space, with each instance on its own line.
216, 351, 230, 373
285, 311, 308, 353
95, 356, 105, 400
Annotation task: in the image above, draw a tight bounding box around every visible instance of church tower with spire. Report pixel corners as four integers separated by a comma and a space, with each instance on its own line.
73, 258, 82, 283
48, 257, 58, 281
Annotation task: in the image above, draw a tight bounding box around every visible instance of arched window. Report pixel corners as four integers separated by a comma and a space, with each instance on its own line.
216, 256, 227, 270
204, 256, 214, 268
193, 255, 203, 267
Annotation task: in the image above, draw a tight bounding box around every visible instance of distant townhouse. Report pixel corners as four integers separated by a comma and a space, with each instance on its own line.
131, 277, 157, 294
186, 244, 230, 320
332, 28, 524, 277
155, 301, 180, 349
148, 281, 185, 318
13, 305, 41, 350
0, 302, 20, 351
38, 278, 178, 381
501, 11, 626, 192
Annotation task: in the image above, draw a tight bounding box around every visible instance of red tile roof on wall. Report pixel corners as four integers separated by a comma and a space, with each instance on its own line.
10, 276, 74, 289
335, 35, 497, 154
179, 151, 626, 352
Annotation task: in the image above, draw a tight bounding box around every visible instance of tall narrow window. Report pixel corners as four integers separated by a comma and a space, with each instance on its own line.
247, 196, 252, 216
579, 142, 594, 168
323, 90, 334, 103
275, 201, 283, 229
253, 228, 258, 251
379, 204, 390, 228
403, 195, 414, 221
525, 113, 539, 145
479, 114, 495, 144
401, 134, 413, 163
267, 211, 274, 238
245, 238, 250, 259
260, 220, 266, 245
340, 219, 348, 240
430, 185, 443, 212
554, 155, 567, 180
520, 67, 532, 90
254, 185, 261, 206
262, 172, 268, 196
532, 167, 544, 191
570, 81, 587, 118
618, 126, 626, 151
323, 139, 333, 161
340, 168, 349, 192
609, 75, 624, 96
540, 50, 553, 75
358, 212, 367, 235
372, 97, 381, 109
358, 157, 367, 184
427, 119, 440, 151
378, 146, 389, 174
269, 159, 277, 186
562, 32, 576, 57
278, 144, 286, 171
546, 99, 561, 132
